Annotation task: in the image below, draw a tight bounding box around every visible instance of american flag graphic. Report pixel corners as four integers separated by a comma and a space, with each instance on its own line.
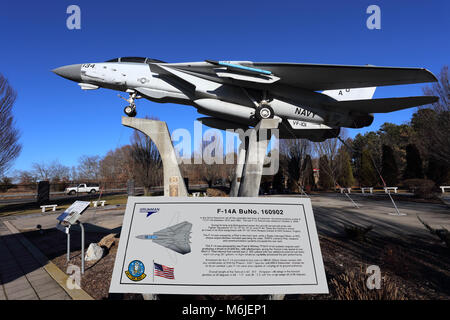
154, 262, 174, 279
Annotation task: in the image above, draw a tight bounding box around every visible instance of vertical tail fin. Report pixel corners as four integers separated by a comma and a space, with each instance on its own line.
322, 87, 376, 101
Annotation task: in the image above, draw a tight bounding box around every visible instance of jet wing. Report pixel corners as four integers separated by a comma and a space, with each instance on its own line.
157, 61, 437, 91
152, 221, 192, 255
154, 221, 192, 236
251, 63, 438, 90
327, 96, 438, 113
153, 239, 191, 255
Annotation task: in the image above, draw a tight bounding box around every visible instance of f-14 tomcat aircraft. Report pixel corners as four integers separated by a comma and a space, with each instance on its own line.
136, 221, 192, 255
53, 57, 438, 141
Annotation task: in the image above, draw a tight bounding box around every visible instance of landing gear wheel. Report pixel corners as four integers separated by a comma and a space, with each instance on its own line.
255, 104, 274, 120
124, 105, 137, 117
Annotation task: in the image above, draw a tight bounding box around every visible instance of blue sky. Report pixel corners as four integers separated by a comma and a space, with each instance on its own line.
0, 0, 448, 173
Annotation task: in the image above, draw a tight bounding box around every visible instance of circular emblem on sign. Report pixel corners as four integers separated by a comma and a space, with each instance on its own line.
125, 260, 146, 281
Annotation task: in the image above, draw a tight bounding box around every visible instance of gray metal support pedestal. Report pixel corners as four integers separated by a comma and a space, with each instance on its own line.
231, 119, 283, 300
79, 222, 85, 274
237, 119, 280, 197
229, 138, 248, 197
122, 117, 187, 197
66, 227, 70, 262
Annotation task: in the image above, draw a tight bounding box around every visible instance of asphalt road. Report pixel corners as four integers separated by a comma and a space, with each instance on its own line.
6, 193, 449, 241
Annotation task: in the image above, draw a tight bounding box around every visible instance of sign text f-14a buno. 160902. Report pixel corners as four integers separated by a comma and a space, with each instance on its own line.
53, 58, 438, 141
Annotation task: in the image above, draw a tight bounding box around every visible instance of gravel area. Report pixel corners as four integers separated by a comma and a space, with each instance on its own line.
22, 225, 450, 300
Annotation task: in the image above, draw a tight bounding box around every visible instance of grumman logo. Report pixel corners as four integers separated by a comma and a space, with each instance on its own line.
139, 208, 160, 217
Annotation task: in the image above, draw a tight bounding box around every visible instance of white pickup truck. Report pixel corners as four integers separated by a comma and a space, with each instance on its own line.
65, 184, 99, 195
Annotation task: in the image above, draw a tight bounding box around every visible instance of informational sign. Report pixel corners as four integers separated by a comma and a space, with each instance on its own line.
109, 197, 328, 295
57, 201, 90, 225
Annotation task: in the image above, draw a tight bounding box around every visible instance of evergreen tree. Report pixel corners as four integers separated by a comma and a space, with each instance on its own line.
403, 144, 424, 179
351, 132, 382, 176
337, 150, 354, 187
427, 156, 450, 185
318, 155, 334, 190
381, 145, 398, 186
287, 154, 300, 192
272, 169, 284, 193
301, 155, 316, 191
359, 148, 378, 186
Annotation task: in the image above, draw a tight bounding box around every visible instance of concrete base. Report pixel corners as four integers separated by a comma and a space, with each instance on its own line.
122, 117, 187, 197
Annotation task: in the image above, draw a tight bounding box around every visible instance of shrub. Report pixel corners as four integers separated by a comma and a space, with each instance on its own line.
403, 179, 436, 199
330, 267, 406, 300
206, 188, 228, 197
343, 224, 373, 241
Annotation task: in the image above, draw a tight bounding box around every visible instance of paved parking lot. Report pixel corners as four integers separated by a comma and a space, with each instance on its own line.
271, 193, 449, 238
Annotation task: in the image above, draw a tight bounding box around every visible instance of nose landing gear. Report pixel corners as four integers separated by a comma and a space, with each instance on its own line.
119, 91, 139, 117
124, 105, 137, 117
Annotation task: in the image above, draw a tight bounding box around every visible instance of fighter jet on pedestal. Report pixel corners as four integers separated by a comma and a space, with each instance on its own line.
136, 221, 192, 255
53, 57, 438, 141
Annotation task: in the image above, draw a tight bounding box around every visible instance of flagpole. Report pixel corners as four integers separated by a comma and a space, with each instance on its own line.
152, 259, 154, 282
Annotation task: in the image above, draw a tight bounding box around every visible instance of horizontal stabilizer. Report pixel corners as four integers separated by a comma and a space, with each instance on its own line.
329, 96, 438, 113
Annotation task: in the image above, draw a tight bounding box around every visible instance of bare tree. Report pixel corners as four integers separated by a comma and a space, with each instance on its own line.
0, 74, 22, 177
423, 66, 449, 114
77, 155, 100, 181
131, 128, 162, 195
199, 130, 224, 187
314, 132, 345, 188
280, 138, 311, 192
314, 139, 340, 186
32, 160, 70, 182
12, 170, 37, 184
420, 66, 450, 166
224, 152, 237, 186
100, 145, 135, 183
32, 162, 52, 181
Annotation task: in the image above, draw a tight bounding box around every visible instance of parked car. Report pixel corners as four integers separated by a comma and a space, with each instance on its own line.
65, 183, 99, 195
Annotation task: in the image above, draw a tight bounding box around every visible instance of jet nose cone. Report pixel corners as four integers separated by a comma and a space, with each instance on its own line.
52, 64, 82, 82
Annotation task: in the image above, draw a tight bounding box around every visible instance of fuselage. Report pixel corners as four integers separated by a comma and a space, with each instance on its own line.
53, 58, 382, 141
83, 61, 372, 127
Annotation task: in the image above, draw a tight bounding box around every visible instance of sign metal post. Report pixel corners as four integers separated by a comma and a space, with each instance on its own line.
56, 201, 90, 275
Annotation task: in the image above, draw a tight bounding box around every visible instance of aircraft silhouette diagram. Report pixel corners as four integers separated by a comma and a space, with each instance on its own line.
53, 58, 438, 141
136, 221, 193, 255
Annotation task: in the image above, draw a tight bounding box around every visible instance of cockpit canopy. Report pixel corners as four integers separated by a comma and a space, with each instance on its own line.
105, 57, 166, 64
